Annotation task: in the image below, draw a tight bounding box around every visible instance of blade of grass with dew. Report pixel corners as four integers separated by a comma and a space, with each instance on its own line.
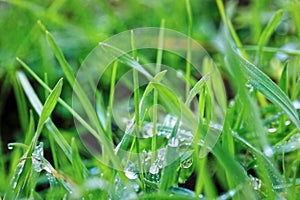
17, 71, 72, 161
99, 42, 152, 79
16, 58, 103, 147
212, 143, 257, 199
233, 133, 291, 198
256, 10, 283, 63
131, 29, 146, 189
194, 84, 214, 197
7, 78, 62, 198
150, 82, 197, 130
39, 21, 106, 138
115, 71, 167, 153
235, 50, 300, 130
16, 58, 121, 174
159, 125, 180, 190
224, 42, 284, 197
151, 19, 165, 164
37, 23, 125, 177
291, 77, 300, 100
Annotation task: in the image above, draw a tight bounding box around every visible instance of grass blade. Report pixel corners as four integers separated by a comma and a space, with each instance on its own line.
236, 52, 300, 130
37, 78, 63, 133
185, 73, 211, 106
17, 71, 72, 161
257, 10, 283, 62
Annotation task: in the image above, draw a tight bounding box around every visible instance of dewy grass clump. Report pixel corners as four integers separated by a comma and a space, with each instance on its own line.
1, 0, 300, 199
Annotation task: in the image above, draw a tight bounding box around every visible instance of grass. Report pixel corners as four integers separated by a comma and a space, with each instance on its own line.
1, 0, 300, 199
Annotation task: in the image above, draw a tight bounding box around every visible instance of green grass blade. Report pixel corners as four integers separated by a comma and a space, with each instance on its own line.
185, 73, 210, 106
216, 0, 248, 59
71, 138, 85, 184
11, 72, 29, 133
257, 10, 283, 62
24, 110, 35, 146
42, 28, 75, 86
37, 78, 63, 133
185, 0, 193, 99
236, 52, 300, 130
279, 63, 288, 95
17, 71, 72, 161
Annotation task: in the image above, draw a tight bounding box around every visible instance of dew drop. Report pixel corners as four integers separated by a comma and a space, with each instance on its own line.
46, 172, 58, 188
11, 159, 25, 189
263, 146, 274, 157
125, 171, 138, 180
285, 120, 291, 126
181, 157, 193, 168
149, 164, 159, 174
7, 143, 13, 150
268, 128, 277, 133
168, 137, 179, 148
250, 175, 262, 190
32, 142, 44, 172
124, 162, 138, 180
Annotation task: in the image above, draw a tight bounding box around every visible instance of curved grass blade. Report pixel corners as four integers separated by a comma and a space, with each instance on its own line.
17, 71, 72, 161
185, 73, 211, 106
235, 51, 300, 130
256, 10, 283, 62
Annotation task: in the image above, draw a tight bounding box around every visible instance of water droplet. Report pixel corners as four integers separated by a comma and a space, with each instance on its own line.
11, 159, 25, 189
46, 172, 58, 188
32, 142, 44, 172
89, 167, 99, 175
114, 174, 137, 199
177, 130, 193, 146
7, 143, 14, 150
263, 146, 274, 157
293, 100, 300, 109
124, 162, 138, 180
149, 164, 159, 174
245, 82, 254, 93
125, 171, 138, 180
168, 137, 179, 147
157, 115, 178, 138
275, 133, 300, 153
285, 120, 291, 126
181, 157, 193, 168
250, 175, 262, 190
140, 122, 153, 138
268, 128, 277, 133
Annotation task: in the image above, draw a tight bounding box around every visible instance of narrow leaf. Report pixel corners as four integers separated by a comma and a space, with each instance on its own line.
185, 73, 211, 106
37, 78, 63, 131
236, 52, 300, 130
257, 10, 283, 56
